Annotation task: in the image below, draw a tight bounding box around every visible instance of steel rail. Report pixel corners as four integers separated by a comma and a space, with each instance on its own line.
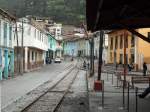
21, 64, 76, 112
52, 68, 79, 112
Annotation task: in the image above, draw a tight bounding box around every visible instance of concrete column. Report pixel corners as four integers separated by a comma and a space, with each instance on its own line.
24, 47, 28, 72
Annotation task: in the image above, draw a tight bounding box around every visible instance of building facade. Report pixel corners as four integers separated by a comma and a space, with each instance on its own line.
0, 9, 15, 80
13, 19, 48, 73
63, 41, 77, 57
108, 29, 150, 70
46, 33, 57, 60
49, 23, 62, 40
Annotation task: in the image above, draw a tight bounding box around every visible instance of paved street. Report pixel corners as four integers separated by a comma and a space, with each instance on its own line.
1, 61, 73, 109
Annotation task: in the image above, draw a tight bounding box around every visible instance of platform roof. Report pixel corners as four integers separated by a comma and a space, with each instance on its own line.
0, 8, 16, 21
86, 0, 150, 31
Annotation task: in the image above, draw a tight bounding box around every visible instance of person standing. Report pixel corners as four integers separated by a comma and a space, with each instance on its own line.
143, 62, 147, 76
83, 61, 86, 69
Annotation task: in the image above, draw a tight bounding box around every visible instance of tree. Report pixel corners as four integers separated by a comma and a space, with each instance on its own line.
0, 0, 86, 25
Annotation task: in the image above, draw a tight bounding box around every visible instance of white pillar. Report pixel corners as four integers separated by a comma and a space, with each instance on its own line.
134, 36, 138, 64
25, 47, 28, 72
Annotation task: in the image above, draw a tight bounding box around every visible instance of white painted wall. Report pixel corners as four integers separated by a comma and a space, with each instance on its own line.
13, 22, 48, 51
49, 23, 62, 40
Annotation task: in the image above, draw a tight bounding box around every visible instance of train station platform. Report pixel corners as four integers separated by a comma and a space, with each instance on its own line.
88, 72, 150, 112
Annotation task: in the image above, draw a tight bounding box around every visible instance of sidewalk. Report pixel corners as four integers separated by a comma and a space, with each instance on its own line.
88, 72, 150, 112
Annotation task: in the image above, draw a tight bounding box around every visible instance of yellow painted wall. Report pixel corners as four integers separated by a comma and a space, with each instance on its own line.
137, 28, 150, 64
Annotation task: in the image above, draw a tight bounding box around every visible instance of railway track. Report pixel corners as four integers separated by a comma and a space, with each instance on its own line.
20, 65, 79, 112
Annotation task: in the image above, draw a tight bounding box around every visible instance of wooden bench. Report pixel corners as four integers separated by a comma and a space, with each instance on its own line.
131, 76, 150, 88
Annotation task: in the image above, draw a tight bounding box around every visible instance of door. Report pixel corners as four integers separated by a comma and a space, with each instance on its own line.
0, 49, 2, 80
4, 49, 8, 78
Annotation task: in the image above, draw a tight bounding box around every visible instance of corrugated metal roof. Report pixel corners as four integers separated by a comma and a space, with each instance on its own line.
86, 0, 150, 31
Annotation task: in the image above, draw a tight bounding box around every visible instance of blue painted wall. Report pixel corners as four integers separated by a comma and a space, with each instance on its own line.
64, 41, 77, 57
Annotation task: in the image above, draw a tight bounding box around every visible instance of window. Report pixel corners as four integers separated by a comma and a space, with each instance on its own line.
32, 51, 34, 60
120, 35, 123, 49
115, 36, 118, 49
9, 26, 12, 40
110, 52, 112, 61
35, 52, 37, 61
119, 54, 123, 64
131, 34, 135, 47
4, 22, 7, 45
0, 20, 1, 45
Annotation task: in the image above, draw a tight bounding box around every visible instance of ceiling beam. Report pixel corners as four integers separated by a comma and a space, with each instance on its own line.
127, 28, 150, 43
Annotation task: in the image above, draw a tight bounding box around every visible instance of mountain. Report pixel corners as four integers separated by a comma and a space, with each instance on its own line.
0, 0, 86, 25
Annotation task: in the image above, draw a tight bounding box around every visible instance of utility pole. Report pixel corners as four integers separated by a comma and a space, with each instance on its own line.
92, 38, 94, 76
21, 19, 24, 75
98, 31, 104, 80
89, 38, 94, 76
15, 22, 19, 75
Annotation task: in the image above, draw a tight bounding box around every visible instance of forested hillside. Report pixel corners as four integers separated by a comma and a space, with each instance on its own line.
0, 0, 86, 25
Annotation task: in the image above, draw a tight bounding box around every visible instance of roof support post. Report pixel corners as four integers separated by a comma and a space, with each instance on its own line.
98, 30, 104, 80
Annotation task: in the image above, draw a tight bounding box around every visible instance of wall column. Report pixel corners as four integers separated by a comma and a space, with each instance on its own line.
24, 47, 28, 72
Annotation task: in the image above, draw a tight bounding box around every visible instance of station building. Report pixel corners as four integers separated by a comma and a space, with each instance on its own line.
107, 29, 150, 70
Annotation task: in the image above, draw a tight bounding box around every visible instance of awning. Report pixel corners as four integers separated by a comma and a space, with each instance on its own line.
86, 0, 150, 31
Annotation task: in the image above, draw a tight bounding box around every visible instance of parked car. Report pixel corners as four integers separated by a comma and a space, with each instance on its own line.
54, 57, 61, 63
